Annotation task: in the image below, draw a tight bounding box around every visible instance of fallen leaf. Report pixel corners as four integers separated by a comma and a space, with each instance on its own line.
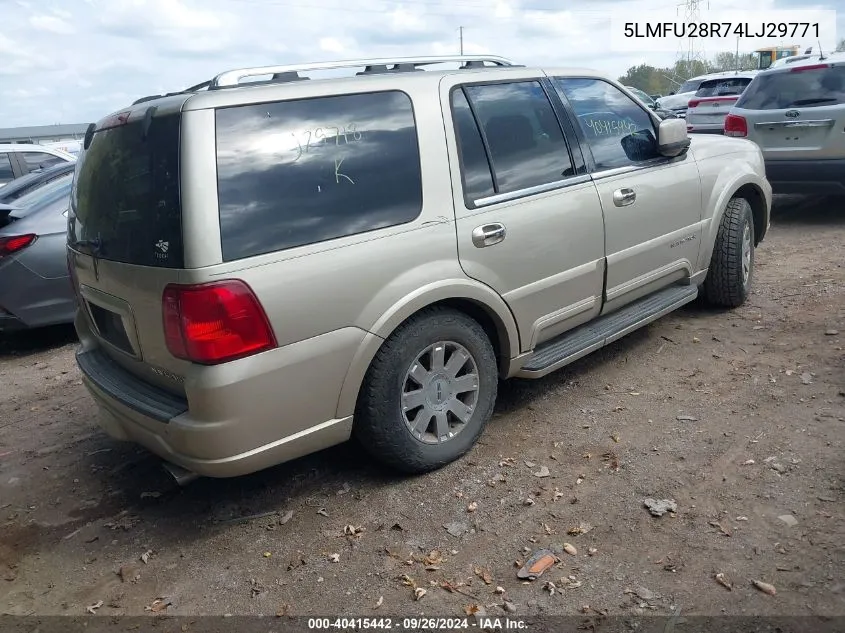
464, 604, 484, 616
414, 587, 426, 600
742, 459, 756, 466
534, 466, 550, 478
588, 547, 598, 556
467, 501, 478, 513
145, 597, 172, 613
316, 508, 328, 517
86, 600, 103, 615
499, 458, 516, 467
263, 552, 272, 558
279, 510, 294, 525
752, 580, 777, 595
474, 567, 493, 585
563, 543, 577, 556
523, 497, 535, 506
423, 551, 443, 566
328, 553, 340, 563
567, 522, 593, 536
495, 586, 505, 595
401, 574, 416, 588
544, 581, 556, 595
373, 596, 383, 610
611, 434, 620, 443
715, 573, 733, 591
140, 550, 153, 564
709, 521, 732, 537
343, 524, 364, 537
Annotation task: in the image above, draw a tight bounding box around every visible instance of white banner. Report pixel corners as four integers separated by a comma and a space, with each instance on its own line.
610, 10, 838, 53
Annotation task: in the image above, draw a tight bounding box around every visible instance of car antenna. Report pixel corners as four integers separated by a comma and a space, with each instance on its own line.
817, 40, 826, 61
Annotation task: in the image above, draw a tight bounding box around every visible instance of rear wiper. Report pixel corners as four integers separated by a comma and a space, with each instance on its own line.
786, 98, 838, 106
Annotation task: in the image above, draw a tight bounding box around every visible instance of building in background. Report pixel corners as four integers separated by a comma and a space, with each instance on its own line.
0, 124, 91, 155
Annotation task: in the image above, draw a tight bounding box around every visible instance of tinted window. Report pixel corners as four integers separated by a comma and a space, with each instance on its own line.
695, 78, 752, 97
21, 151, 65, 172
216, 91, 422, 261
0, 154, 13, 185
14, 173, 72, 211
463, 81, 573, 194
70, 114, 182, 268
737, 65, 845, 109
678, 79, 702, 93
450, 89, 495, 200
554, 78, 660, 171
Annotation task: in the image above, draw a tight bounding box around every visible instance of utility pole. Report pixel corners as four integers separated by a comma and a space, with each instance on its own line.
459, 26, 464, 55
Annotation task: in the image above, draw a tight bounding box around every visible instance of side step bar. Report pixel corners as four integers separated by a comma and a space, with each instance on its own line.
517, 285, 698, 378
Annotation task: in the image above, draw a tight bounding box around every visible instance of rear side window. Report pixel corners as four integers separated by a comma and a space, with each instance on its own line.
216, 90, 422, 261
695, 78, 752, 97
0, 154, 13, 185
21, 151, 65, 172
458, 81, 573, 195
70, 114, 183, 268
450, 89, 495, 200
737, 65, 845, 109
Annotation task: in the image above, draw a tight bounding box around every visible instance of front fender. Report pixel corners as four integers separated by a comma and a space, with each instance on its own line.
695, 148, 771, 272
335, 278, 520, 418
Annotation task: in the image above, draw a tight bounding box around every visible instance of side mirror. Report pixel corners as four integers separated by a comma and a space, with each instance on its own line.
657, 118, 690, 157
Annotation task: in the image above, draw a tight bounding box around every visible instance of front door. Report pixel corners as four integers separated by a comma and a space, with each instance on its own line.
441, 76, 607, 351
552, 78, 704, 313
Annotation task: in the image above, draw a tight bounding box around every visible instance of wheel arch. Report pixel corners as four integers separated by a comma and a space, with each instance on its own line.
335, 280, 519, 419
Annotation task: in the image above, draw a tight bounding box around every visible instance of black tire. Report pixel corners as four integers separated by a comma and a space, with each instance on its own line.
702, 197, 755, 308
354, 307, 498, 474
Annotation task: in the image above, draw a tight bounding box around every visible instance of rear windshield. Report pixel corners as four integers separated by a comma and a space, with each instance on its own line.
737, 65, 845, 109
677, 79, 702, 93
69, 113, 182, 267
695, 77, 752, 97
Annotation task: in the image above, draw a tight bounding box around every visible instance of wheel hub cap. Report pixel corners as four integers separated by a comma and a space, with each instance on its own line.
401, 341, 480, 445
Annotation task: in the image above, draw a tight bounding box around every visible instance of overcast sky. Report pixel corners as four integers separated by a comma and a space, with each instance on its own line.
1, 0, 841, 127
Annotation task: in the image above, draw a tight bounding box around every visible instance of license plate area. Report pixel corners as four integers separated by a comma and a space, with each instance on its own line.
78, 284, 142, 359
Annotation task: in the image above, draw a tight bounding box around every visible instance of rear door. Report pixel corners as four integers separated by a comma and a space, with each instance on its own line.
68, 101, 189, 395
441, 75, 606, 351
737, 63, 845, 159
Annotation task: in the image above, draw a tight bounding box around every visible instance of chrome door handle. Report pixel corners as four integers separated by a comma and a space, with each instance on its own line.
613, 188, 636, 207
471, 223, 506, 248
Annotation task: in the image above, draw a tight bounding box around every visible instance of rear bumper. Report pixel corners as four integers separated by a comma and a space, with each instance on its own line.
75, 319, 365, 477
764, 158, 845, 195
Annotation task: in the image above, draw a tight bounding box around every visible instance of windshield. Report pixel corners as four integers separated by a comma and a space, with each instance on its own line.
627, 88, 654, 105
69, 112, 183, 268
737, 65, 845, 109
13, 173, 73, 209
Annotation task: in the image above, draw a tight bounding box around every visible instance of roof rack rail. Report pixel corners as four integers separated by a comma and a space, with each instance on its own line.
209, 54, 516, 89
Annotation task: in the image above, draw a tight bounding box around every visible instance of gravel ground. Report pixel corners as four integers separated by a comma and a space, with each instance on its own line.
0, 194, 843, 621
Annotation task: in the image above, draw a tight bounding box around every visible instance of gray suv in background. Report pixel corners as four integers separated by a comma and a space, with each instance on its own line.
725, 52, 845, 194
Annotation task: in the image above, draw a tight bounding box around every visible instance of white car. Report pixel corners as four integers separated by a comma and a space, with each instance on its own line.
685, 71, 758, 134
0, 143, 76, 187
658, 70, 756, 119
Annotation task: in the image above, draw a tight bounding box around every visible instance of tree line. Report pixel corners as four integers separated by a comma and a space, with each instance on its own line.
620, 39, 845, 96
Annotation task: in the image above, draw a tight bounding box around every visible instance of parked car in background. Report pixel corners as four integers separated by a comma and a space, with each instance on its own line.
686, 72, 757, 134
0, 143, 75, 187
657, 71, 753, 119
67, 54, 770, 481
0, 174, 75, 331
725, 52, 845, 194
623, 86, 679, 119
0, 161, 76, 204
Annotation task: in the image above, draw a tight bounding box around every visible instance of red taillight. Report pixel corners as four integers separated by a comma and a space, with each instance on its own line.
162, 280, 276, 365
0, 234, 37, 259
724, 114, 748, 137
688, 99, 700, 109
791, 64, 829, 72
96, 110, 131, 131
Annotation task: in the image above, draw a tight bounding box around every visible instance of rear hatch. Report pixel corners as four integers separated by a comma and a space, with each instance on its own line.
68, 97, 190, 396
735, 63, 845, 159
687, 96, 740, 129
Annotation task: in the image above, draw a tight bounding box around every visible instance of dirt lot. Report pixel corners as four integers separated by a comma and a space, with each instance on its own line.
0, 195, 843, 622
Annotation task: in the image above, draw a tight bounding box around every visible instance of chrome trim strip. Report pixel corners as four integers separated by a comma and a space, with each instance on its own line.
211, 55, 515, 88
754, 119, 834, 129
473, 174, 591, 207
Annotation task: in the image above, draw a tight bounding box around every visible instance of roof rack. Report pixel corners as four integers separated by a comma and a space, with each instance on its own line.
208, 55, 517, 89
